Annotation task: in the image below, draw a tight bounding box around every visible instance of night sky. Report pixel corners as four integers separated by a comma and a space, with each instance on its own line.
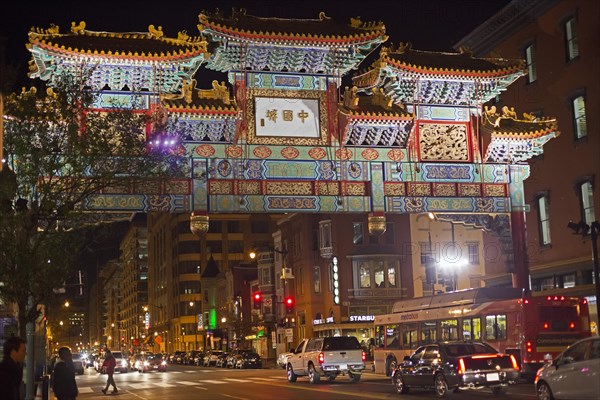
2, 0, 512, 88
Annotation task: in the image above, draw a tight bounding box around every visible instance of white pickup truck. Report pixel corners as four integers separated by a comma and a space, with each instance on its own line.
286, 336, 365, 384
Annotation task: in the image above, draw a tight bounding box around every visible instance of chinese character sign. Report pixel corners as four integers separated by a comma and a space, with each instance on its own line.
255, 97, 320, 138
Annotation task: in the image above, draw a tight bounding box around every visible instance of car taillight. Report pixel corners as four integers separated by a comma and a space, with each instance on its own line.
526, 341, 533, 353
569, 322, 575, 329
543, 322, 549, 329
362, 351, 366, 362
509, 355, 519, 369
457, 359, 466, 374
318, 352, 324, 364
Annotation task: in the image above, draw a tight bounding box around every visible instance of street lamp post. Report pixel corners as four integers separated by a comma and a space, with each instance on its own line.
568, 220, 600, 329
190, 301, 198, 350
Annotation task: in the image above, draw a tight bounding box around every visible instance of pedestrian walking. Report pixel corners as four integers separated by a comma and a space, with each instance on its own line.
52, 346, 78, 400
0, 336, 27, 400
101, 350, 118, 394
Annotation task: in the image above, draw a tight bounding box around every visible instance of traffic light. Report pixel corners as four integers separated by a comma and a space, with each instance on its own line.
285, 296, 295, 314
253, 291, 262, 309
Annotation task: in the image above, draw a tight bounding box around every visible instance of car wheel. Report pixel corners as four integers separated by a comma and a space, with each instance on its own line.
393, 373, 409, 394
434, 374, 452, 398
308, 364, 320, 384
386, 356, 397, 377
536, 382, 554, 400
348, 372, 361, 383
287, 364, 297, 383
491, 386, 508, 396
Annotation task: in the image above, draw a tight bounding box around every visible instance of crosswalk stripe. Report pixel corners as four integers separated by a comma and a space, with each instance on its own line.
176, 381, 203, 386
78, 387, 94, 393
153, 382, 176, 387
224, 378, 251, 382
199, 380, 228, 384
251, 377, 279, 381
129, 383, 147, 389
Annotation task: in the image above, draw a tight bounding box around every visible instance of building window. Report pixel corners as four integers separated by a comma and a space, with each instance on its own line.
353, 259, 399, 289
420, 241, 433, 265
227, 221, 242, 233
580, 181, 596, 226
467, 243, 479, 264
352, 222, 363, 244
260, 267, 272, 285
524, 44, 537, 83
359, 261, 371, 288
565, 17, 579, 61
313, 266, 321, 293
572, 95, 587, 139
537, 195, 552, 245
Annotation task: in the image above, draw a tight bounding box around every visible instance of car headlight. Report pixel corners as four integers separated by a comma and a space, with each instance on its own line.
121, 360, 127, 367
143, 361, 149, 366
161, 361, 166, 366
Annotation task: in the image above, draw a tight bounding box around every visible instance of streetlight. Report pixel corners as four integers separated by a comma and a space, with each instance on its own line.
190, 301, 198, 350
568, 220, 600, 328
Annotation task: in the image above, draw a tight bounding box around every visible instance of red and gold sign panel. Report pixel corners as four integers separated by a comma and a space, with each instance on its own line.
417, 122, 471, 162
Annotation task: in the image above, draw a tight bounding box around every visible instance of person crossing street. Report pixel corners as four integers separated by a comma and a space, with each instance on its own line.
100, 350, 118, 395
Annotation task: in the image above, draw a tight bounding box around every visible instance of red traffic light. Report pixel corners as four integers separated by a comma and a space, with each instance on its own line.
285, 296, 295, 313
253, 291, 262, 309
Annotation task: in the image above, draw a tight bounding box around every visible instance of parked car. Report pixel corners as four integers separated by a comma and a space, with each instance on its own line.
392, 341, 520, 397
139, 354, 167, 373
234, 351, 262, 369
184, 350, 202, 365
193, 352, 206, 366
215, 352, 229, 368
226, 350, 251, 368
203, 350, 225, 366
535, 336, 600, 400
168, 351, 184, 364
71, 353, 86, 375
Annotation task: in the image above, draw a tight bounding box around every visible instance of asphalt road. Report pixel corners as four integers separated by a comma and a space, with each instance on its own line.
67, 363, 540, 400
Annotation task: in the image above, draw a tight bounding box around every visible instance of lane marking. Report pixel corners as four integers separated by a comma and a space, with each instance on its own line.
200, 380, 228, 384
77, 387, 94, 393
176, 381, 203, 386
195, 386, 208, 391
221, 394, 251, 400
224, 378, 252, 382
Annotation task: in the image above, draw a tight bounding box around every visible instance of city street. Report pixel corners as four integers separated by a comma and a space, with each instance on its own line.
71, 364, 539, 400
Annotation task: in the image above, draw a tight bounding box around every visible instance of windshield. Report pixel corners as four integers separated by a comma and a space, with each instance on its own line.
323, 337, 362, 351
112, 352, 123, 358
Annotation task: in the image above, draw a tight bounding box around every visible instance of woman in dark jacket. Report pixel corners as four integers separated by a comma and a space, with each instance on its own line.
52, 347, 78, 400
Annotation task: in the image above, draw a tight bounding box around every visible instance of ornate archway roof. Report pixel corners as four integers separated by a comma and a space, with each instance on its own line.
198, 9, 387, 75
352, 44, 526, 105
483, 106, 560, 163
27, 22, 208, 93
338, 86, 413, 147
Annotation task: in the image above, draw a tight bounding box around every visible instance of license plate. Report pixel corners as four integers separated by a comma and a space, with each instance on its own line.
487, 373, 499, 381
338, 364, 347, 370
153, 365, 158, 369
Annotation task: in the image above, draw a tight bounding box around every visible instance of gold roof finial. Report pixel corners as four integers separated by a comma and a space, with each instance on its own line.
177, 30, 189, 42
148, 25, 164, 39
319, 12, 331, 21
343, 86, 359, 109
70, 21, 86, 34
350, 17, 363, 28
371, 87, 393, 110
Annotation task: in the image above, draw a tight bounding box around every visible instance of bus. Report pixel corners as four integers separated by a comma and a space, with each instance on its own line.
373, 287, 591, 381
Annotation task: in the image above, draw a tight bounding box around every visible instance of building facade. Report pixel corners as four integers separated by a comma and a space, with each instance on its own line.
457, 0, 600, 332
